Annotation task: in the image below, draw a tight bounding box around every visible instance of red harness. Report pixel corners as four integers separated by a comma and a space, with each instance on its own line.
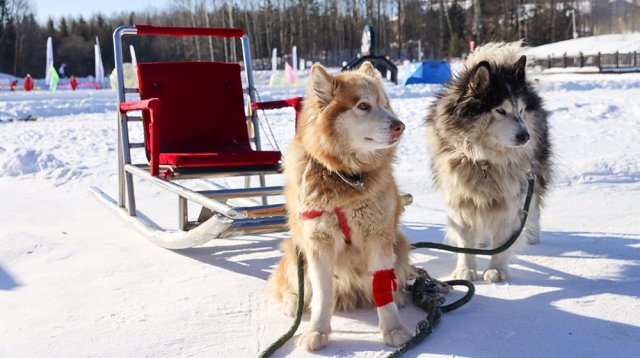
299, 207, 352, 244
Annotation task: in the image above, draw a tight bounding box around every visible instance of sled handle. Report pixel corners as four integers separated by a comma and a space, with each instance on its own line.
135, 24, 245, 38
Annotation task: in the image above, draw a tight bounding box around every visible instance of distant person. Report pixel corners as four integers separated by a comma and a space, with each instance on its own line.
10, 80, 18, 91
69, 75, 78, 91
24, 74, 34, 92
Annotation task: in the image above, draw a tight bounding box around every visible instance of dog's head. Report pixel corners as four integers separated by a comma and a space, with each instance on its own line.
454, 55, 532, 148
298, 62, 404, 172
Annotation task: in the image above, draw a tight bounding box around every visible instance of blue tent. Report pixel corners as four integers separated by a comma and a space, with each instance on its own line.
403, 61, 452, 85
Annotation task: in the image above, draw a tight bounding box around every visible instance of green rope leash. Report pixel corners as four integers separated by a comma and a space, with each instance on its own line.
260, 172, 535, 358
257, 247, 304, 358
411, 172, 536, 256
412, 171, 536, 255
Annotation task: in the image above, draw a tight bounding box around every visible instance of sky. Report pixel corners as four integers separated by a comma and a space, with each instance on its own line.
32, 0, 169, 24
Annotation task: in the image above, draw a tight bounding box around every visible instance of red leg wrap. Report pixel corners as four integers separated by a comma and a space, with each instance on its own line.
372, 268, 398, 307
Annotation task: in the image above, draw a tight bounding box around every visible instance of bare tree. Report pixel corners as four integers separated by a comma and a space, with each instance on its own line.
173, 0, 202, 59
10, 0, 32, 75
3, 0, 640, 75
204, 0, 215, 61
472, 0, 482, 44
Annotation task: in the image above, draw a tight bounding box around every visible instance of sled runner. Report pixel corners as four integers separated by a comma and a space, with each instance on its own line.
90, 25, 302, 249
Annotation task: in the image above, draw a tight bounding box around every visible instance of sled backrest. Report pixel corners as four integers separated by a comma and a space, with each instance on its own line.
137, 61, 250, 154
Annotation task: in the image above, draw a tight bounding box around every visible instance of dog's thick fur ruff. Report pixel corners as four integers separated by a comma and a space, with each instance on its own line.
268, 62, 414, 350
425, 41, 552, 282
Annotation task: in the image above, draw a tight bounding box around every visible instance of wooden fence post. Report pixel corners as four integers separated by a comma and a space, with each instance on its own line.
579, 52, 584, 67
634, 51, 637, 67
597, 52, 601, 71
547, 55, 551, 69
563, 53, 567, 68
615, 51, 619, 68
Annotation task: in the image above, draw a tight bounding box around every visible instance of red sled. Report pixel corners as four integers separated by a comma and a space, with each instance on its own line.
91, 25, 302, 249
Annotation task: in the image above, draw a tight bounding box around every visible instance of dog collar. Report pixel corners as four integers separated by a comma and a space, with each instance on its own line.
306, 156, 367, 192
334, 171, 366, 192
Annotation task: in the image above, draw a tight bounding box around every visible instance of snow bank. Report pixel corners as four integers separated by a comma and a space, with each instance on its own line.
525, 33, 640, 58
0, 148, 83, 184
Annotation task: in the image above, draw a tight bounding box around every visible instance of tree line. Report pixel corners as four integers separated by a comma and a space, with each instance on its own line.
1, 0, 639, 78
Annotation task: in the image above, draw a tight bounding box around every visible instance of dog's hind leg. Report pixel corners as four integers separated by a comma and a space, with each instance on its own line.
447, 218, 480, 281
523, 194, 541, 245
297, 241, 336, 351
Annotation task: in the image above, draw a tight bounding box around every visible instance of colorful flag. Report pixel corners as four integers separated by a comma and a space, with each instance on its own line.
292, 46, 298, 72
284, 62, 297, 86
130, 45, 138, 66
45, 37, 54, 85
95, 37, 105, 89
271, 48, 277, 72
49, 67, 59, 91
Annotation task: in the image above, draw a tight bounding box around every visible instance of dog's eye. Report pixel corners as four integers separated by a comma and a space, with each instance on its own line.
496, 108, 506, 115
357, 102, 372, 111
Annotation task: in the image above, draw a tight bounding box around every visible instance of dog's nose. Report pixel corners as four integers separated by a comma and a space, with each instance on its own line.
390, 119, 405, 139
515, 131, 530, 145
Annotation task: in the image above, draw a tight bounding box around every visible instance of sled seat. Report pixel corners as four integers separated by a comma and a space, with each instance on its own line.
124, 61, 282, 176
158, 150, 281, 168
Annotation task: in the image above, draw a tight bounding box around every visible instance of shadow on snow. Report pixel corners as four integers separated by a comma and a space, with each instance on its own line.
173, 223, 640, 357
0, 264, 20, 290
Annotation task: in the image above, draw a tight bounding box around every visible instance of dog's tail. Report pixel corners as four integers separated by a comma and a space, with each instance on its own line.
467, 41, 528, 68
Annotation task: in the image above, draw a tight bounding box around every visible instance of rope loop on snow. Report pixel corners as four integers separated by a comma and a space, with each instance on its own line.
387, 270, 475, 357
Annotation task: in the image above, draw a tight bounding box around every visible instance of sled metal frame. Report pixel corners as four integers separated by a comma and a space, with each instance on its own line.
91, 25, 294, 249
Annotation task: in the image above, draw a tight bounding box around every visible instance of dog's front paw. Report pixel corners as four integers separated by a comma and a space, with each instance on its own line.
382, 326, 413, 347
297, 330, 330, 351
483, 268, 507, 282
451, 268, 479, 281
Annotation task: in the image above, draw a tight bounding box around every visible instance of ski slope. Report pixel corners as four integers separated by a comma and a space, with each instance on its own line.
524, 33, 640, 58
1, 72, 639, 358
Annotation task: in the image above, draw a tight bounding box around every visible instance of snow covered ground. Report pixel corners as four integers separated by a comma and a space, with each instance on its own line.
1, 72, 639, 357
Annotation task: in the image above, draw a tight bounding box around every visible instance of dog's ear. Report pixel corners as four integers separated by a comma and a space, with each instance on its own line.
308, 63, 335, 106
469, 60, 491, 94
514, 55, 527, 83
358, 61, 381, 80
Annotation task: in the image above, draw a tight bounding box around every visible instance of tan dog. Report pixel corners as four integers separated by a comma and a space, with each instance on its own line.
268, 62, 414, 351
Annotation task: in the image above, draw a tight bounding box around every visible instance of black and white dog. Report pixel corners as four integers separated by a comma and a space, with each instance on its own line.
425, 42, 552, 282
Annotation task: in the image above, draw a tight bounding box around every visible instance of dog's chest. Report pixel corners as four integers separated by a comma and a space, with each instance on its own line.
447, 160, 525, 210
300, 190, 396, 245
